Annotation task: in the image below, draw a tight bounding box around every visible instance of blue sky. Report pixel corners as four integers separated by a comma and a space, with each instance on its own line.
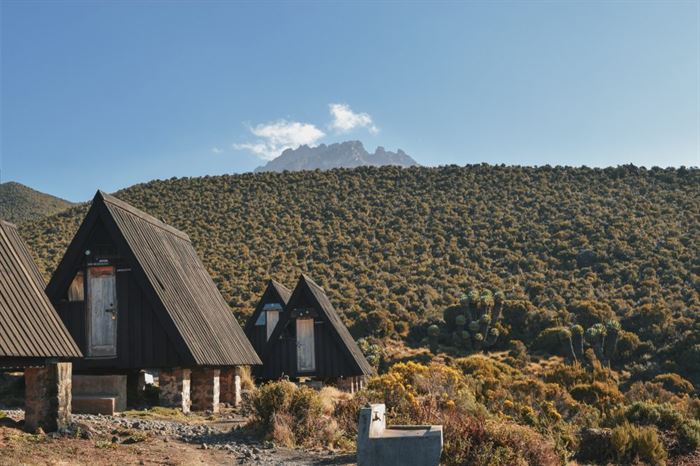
1, 1, 698, 202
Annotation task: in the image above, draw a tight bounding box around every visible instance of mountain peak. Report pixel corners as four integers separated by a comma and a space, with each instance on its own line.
255, 140, 418, 173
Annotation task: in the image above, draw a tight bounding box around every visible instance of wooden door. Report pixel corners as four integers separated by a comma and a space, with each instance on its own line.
296, 318, 315, 372
87, 266, 117, 357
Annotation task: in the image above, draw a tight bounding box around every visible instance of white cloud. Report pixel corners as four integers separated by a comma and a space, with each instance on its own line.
234, 120, 326, 160
211, 147, 223, 154
329, 103, 379, 134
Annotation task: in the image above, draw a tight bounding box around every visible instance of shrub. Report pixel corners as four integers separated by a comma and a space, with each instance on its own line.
543, 363, 591, 389
270, 413, 295, 447
288, 386, 327, 445
532, 326, 569, 355
652, 373, 695, 396
617, 402, 700, 454
438, 413, 560, 466
570, 381, 623, 413
252, 380, 296, 429
251, 381, 343, 448
610, 423, 667, 466
370, 361, 478, 420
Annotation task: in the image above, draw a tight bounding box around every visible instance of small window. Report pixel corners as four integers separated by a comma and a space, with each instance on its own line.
255, 312, 266, 326
68, 271, 84, 302
266, 310, 279, 340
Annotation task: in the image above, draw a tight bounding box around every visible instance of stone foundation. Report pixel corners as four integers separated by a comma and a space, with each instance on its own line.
159, 368, 191, 413
191, 368, 220, 413
338, 375, 366, 394
220, 367, 241, 407
24, 362, 72, 433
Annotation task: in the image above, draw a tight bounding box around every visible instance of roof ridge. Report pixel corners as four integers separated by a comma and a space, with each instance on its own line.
96, 191, 190, 241
0, 219, 18, 229
270, 278, 291, 292
300, 273, 323, 291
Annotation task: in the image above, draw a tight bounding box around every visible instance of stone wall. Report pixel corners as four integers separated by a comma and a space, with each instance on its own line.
191, 368, 220, 413
24, 362, 72, 433
159, 368, 191, 413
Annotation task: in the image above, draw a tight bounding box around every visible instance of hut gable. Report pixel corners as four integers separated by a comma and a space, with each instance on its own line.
0, 220, 81, 366
244, 280, 291, 359
255, 274, 372, 379
46, 191, 260, 368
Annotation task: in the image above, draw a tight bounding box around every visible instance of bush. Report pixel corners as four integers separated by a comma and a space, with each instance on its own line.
531, 327, 569, 355
610, 423, 667, 466
617, 402, 700, 454
652, 373, 695, 396
439, 414, 560, 466
251, 381, 343, 448
252, 381, 296, 429
570, 381, 623, 413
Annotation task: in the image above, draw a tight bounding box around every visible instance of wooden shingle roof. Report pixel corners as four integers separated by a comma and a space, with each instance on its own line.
0, 220, 81, 360
47, 191, 260, 366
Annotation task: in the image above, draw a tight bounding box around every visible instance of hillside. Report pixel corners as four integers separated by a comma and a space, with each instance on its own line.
255, 140, 418, 172
0, 181, 74, 224
21, 165, 700, 382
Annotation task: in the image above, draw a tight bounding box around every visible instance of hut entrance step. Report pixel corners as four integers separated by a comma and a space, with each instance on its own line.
72, 396, 116, 415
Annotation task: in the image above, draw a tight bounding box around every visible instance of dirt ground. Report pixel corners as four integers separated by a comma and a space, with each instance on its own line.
0, 411, 356, 466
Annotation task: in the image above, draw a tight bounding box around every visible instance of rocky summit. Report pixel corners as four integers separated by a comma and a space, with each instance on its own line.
255, 140, 418, 172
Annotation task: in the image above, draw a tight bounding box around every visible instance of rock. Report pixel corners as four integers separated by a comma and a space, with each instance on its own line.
201, 443, 208, 450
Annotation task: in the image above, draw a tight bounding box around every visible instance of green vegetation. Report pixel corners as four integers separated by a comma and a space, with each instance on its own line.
18, 164, 700, 463
0, 181, 73, 224
22, 164, 698, 383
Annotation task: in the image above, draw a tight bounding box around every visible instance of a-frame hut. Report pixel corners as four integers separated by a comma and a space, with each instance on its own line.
46, 191, 260, 413
248, 274, 372, 391
0, 220, 82, 432
243, 279, 291, 377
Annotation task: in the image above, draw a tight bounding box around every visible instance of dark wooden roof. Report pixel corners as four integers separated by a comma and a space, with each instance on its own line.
270, 279, 292, 305
46, 191, 260, 366
265, 274, 373, 376
0, 220, 81, 360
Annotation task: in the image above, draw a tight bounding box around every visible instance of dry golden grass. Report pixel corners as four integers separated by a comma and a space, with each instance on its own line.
318, 386, 352, 415
239, 366, 255, 391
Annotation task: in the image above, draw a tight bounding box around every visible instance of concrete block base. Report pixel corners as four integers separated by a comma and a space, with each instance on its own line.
159, 368, 191, 413
357, 403, 442, 466
24, 362, 72, 433
73, 396, 116, 415
72, 374, 127, 412
191, 368, 220, 413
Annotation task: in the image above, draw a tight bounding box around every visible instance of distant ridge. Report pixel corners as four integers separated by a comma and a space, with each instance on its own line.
255, 140, 418, 172
0, 182, 74, 224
